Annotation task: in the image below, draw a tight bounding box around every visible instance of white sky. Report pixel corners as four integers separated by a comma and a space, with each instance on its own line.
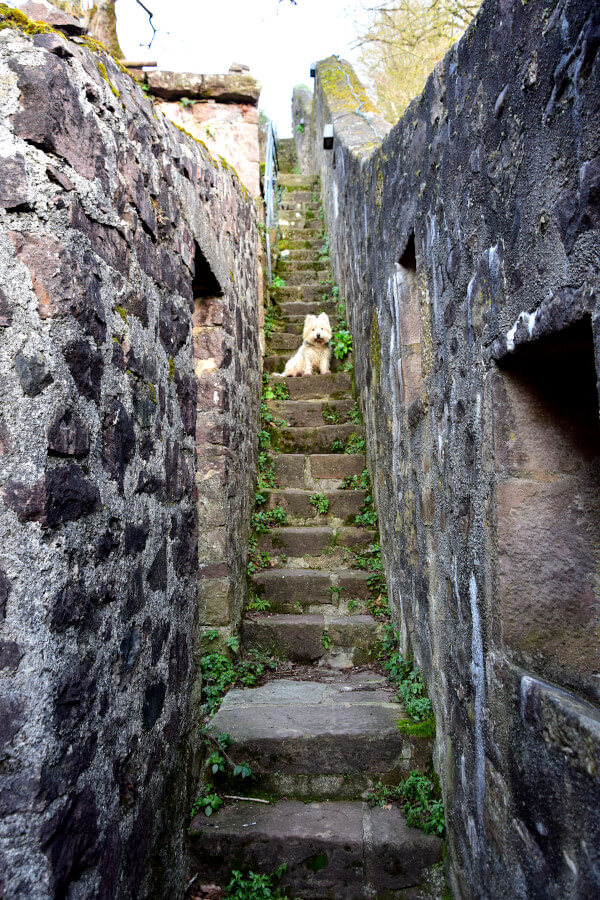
114, 0, 369, 136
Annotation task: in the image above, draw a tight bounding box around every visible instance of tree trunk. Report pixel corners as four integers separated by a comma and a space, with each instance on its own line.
86, 0, 124, 58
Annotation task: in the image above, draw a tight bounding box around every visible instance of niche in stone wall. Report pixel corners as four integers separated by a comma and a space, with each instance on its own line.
492, 317, 600, 702
192, 243, 226, 376
394, 233, 423, 409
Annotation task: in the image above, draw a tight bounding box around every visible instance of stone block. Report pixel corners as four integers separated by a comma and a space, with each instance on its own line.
198, 576, 233, 626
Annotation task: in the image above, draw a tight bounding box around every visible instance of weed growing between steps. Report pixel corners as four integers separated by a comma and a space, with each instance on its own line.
199, 630, 279, 716
378, 624, 436, 737
224, 864, 287, 899
366, 772, 445, 837
309, 492, 330, 515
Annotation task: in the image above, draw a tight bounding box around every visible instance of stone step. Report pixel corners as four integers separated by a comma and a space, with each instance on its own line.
282, 248, 322, 261
281, 269, 331, 286
279, 257, 327, 270
280, 199, 320, 213
265, 486, 366, 526
267, 398, 356, 427
269, 422, 364, 454
243, 613, 382, 666
188, 798, 442, 898
268, 373, 352, 400
206, 677, 433, 782
280, 226, 323, 240
251, 567, 370, 611
284, 237, 325, 251
278, 174, 317, 189
272, 453, 366, 489
278, 298, 335, 315
267, 332, 302, 351
263, 354, 345, 375
279, 190, 317, 204
277, 286, 333, 302
256, 526, 375, 561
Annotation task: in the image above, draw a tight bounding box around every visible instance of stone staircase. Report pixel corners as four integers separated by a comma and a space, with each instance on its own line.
187, 170, 443, 898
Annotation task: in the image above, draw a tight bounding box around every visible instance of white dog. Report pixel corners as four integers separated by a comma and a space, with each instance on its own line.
284, 313, 332, 377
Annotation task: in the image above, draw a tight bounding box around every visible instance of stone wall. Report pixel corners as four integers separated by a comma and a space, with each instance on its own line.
0, 15, 260, 900
148, 67, 262, 199
305, 0, 600, 896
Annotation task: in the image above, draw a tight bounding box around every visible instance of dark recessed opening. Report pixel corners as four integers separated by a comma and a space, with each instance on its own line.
399, 232, 416, 271
192, 242, 223, 298
494, 315, 600, 702
497, 317, 600, 457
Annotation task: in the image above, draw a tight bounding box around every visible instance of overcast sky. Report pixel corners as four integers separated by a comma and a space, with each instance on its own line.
113, 0, 368, 136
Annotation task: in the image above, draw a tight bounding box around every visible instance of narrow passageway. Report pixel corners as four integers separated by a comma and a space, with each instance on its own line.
187, 149, 444, 899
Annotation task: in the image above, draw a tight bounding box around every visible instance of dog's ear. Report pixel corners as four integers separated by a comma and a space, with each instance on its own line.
319, 313, 331, 328
303, 314, 316, 340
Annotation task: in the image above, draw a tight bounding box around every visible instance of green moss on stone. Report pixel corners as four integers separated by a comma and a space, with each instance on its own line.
0, 4, 55, 35
370, 307, 381, 384
96, 60, 120, 98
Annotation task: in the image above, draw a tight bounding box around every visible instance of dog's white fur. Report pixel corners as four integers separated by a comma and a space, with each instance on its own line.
284, 313, 332, 377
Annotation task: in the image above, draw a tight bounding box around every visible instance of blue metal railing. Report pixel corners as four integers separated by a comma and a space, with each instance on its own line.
263, 120, 279, 285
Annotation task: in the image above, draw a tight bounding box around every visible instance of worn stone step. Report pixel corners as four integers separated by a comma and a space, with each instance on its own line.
280, 218, 321, 229
272, 453, 366, 489
267, 332, 302, 351
270, 422, 363, 453
271, 319, 340, 336
282, 269, 331, 286
284, 237, 325, 251
277, 286, 333, 302
268, 373, 352, 400
280, 199, 320, 212
189, 798, 442, 898
206, 677, 432, 781
251, 567, 370, 611
256, 526, 375, 559
263, 354, 345, 375
265, 488, 366, 526
279, 191, 317, 204
243, 613, 382, 666
279, 299, 335, 315
267, 399, 356, 427
282, 248, 321, 261
278, 174, 317, 189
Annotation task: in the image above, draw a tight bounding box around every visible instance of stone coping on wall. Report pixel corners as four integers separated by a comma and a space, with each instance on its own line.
312, 56, 390, 159
147, 70, 261, 104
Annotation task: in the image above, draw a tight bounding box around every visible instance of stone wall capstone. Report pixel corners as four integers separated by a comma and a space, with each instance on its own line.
0, 17, 260, 900
306, 0, 600, 896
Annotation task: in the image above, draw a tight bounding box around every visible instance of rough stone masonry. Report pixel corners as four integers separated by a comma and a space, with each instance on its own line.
301, 0, 600, 897
0, 14, 260, 900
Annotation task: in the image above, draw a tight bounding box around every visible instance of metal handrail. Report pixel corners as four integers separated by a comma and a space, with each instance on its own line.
263, 120, 279, 285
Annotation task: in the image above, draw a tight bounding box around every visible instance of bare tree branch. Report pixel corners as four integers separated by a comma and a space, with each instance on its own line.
135, 0, 157, 48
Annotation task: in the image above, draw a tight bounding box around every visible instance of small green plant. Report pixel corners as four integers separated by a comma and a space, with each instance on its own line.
348, 599, 359, 613
366, 773, 444, 836
232, 762, 254, 780
331, 438, 345, 453
247, 547, 273, 575
349, 403, 362, 425
251, 506, 287, 533
345, 433, 366, 454
224, 864, 287, 899
356, 495, 377, 528
296, 122, 305, 134
226, 634, 240, 654
191, 788, 223, 818
322, 403, 342, 424
264, 306, 278, 340
401, 772, 445, 836
271, 275, 286, 289
321, 630, 332, 650
378, 629, 433, 724
310, 493, 330, 515
257, 451, 276, 490
293, 601, 303, 613
331, 328, 353, 360
330, 584, 341, 603
179, 96, 194, 108
272, 382, 290, 400
342, 468, 370, 491
207, 751, 226, 775
247, 592, 271, 612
